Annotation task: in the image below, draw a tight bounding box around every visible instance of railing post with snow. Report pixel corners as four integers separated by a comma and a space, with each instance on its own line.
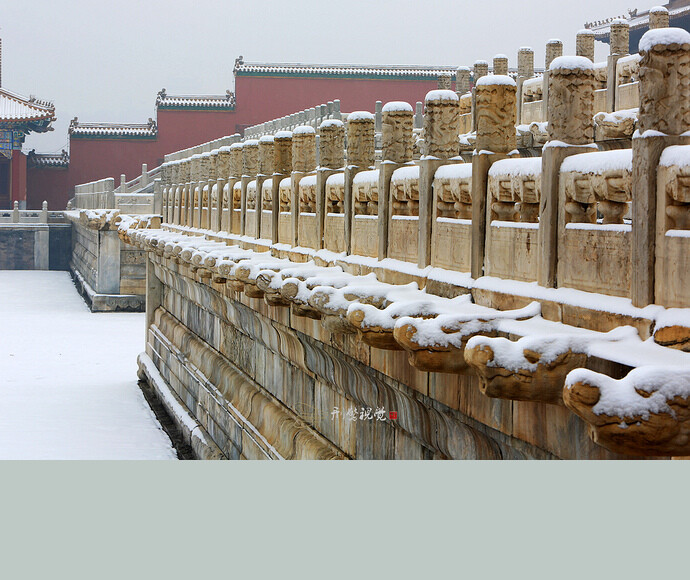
537, 56, 595, 288
517, 47, 534, 125
317, 120, 345, 249
632, 28, 690, 306
241, 141, 259, 235
271, 131, 292, 245
379, 102, 414, 260
543, 39, 563, 120
226, 144, 243, 234
344, 113, 375, 254
214, 148, 230, 232
470, 76, 518, 278
419, 90, 460, 268
607, 21, 629, 113
40, 201, 48, 224
291, 126, 316, 246
471, 60, 489, 132
576, 30, 595, 62
256, 136, 275, 239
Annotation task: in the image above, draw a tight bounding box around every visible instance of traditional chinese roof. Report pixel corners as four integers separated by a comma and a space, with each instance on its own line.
585, 1, 690, 42
233, 56, 458, 81
0, 88, 55, 132
69, 117, 157, 139
156, 89, 236, 110
27, 149, 69, 168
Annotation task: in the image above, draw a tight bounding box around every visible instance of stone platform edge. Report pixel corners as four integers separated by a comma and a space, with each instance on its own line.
70, 266, 145, 312
137, 352, 225, 460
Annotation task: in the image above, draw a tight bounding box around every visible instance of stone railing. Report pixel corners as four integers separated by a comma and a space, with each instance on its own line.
0, 201, 51, 224
111, 27, 690, 459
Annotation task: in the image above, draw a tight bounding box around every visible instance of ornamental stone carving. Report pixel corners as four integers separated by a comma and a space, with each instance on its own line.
217, 148, 231, 178
610, 21, 630, 55
638, 28, 690, 136
319, 120, 345, 169
424, 90, 460, 158
545, 39, 563, 69
475, 77, 517, 153
242, 140, 259, 176
517, 48, 534, 78
456, 67, 471, 94
274, 132, 292, 174
258, 136, 274, 175
381, 103, 414, 163
576, 30, 595, 61
229, 144, 243, 177
493, 55, 509, 76
474, 60, 489, 83
291, 127, 316, 173
346, 113, 375, 167
547, 56, 595, 144
650, 7, 669, 30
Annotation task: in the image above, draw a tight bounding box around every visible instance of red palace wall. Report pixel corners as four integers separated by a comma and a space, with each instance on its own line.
26, 167, 70, 210
11, 153, 27, 206
28, 74, 450, 208
232, 76, 443, 128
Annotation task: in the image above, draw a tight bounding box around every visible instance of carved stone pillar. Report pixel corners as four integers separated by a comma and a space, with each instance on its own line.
472, 61, 489, 131
543, 39, 563, 119
493, 54, 509, 76
227, 143, 243, 233
649, 6, 669, 29
437, 74, 452, 90
241, 140, 258, 235
419, 90, 460, 268
379, 102, 414, 259
291, 126, 316, 246
607, 21, 630, 112
271, 131, 292, 245
456, 67, 471, 96
216, 146, 231, 231
633, 28, 690, 306
316, 120, 345, 249
538, 56, 595, 288
471, 76, 518, 278
576, 29, 595, 61
517, 47, 535, 125
345, 112, 375, 253
256, 135, 275, 238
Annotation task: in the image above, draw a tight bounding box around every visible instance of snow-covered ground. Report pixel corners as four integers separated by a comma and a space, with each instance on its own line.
0, 271, 177, 460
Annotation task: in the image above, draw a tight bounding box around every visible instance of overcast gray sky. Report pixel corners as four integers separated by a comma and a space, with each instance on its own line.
3, 0, 640, 152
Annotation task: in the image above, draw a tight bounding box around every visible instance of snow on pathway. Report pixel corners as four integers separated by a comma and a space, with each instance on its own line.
0, 271, 177, 459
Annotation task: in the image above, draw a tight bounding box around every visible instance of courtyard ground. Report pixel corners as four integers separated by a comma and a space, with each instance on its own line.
0, 270, 177, 459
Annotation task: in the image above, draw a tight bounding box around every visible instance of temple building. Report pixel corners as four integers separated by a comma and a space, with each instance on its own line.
585, 0, 690, 51
0, 38, 56, 209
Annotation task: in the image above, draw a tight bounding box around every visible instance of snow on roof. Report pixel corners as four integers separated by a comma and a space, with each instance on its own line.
639, 27, 690, 52
69, 118, 157, 138
660, 144, 690, 168
488, 157, 541, 177
293, 125, 316, 135
425, 89, 459, 103
561, 149, 632, 174
382, 101, 413, 113
348, 111, 375, 122
156, 90, 236, 109
234, 60, 458, 79
0, 88, 55, 123
434, 163, 472, 180
476, 74, 516, 87
27, 150, 69, 168
549, 56, 594, 72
